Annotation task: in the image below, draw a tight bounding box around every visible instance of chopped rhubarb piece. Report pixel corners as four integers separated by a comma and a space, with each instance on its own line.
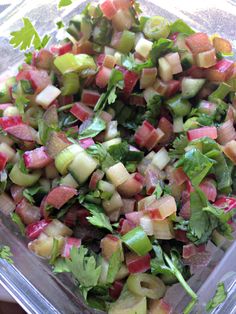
206, 59, 234, 82
214, 196, 236, 212
158, 117, 174, 144
79, 138, 95, 149
185, 32, 212, 54
183, 243, 206, 259
45, 186, 77, 209
145, 128, 164, 151
109, 280, 124, 300
70, 102, 94, 122
100, 0, 117, 19
23, 147, 53, 169
199, 179, 217, 202
118, 218, 136, 235
134, 120, 155, 147
187, 126, 217, 141
0, 152, 8, 171
117, 173, 144, 197
10, 185, 24, 204
89, 169, 105, 190
96, 66, 112, 88
81, 89, 100, 107
0, 116, 22, 130
50, 42, 72, 55
34, 49, 54, 70
125, 211, 143, 225
5, 124, 37, 142
26, 219, 51, 240
123, 70, 139, 96
61, 237, 81, 258
125, 252, 151, 273
165, 80, 181, 98
16, 198, 41, 225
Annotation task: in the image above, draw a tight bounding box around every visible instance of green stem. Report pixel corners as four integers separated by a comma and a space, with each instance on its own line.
58, 104, 74, 112
208, 82, 231, 102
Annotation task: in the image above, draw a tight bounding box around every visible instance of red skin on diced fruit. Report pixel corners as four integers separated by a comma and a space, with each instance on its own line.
126, 253, 151, 273
100, 0, 117, 19
182, 243, 206, 259
165, 80, 181, 98
149, 299, 172, 314
187, 126, 217, 141
171, 167, 188, 186
101, 234, 122, 260
134, 120, 154, 147
185, 33, 212, 54
64, 207, 79, 227
23, 147, 53, 169
145, 128, 164, 151
10, 185, 24, 204
45, 186, 77, 210
61, 237, 81, 258
118, 218, 136, 235
5, 124, 37, 142
89, 169, 105, 190
125, 211, 143, 225
79, 138, 95, 149
77, 208, 90, 226
175, 230, 189, 243
96, 66, 112, 88
16, 198, 41, 225
145, 169, 159, 195
123, 70, 139, 96
34, 49, 54, 70
199, 179, 217, 202
158, 117, 174, 145
0, 116, 22, 130
81, 89, 100, 107
205, 59, 234, 82
0, 152, 8, 171
50, 42, 72, 56
109, 280, 124, 300
70, 102, 94, 122
26, 219, 51, 240
214, 196, 236, 212
117, 173, 144, 197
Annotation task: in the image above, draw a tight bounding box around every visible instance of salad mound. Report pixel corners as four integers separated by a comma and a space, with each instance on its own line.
0, 0, 236, 313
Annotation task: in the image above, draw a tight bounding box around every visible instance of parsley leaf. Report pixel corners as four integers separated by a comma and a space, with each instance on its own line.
11, 213, 25, 236
86, 144, 115, 171
150, 38, 179, 65
38, 120, 56, 145
176, 148, 215, 186
65, 246, 102, 299
94, 69, 124, 113
206, 282, 227, 312
53, 258, 70, 273
144, 94, 162, 125
78, 117, 106, 140
23, 185, 46, 204
83, 203, 113, 232
15, 95, 29, 115
106, 250, 122, 284
169, 134, 188, 159
10, 18, 51, 51
24, 52, 33, 64
0, 246, 13, 264
58, 0, 72, 8
107, 141, 129, 162
170, 19, 195, 35
121, 54, 153, 72
56, 20, 65, 29
151, 244, 197, 313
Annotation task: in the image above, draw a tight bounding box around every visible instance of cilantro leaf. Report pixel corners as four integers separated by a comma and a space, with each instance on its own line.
106, 250, 122, 284
53, 258, 70, 273
38, 120, 56, 145
11, 213, 25, 236
65, 246, 102, 299
206, 282, 227, 312
176, 148, 214, 186
121, 54, 153, 72
0, 246, 13, 264
151, 244, 197, 313
58, 0, 72, 8
15, 95, 29, 115
83, 203, 113, 232
24, 52, 33, 64
86, 144, 115, 171
10, 18, 51, 51
56, 20, 65, 29
94, 69, 124, 113
107, 141, 129, 162
170, 19, 195, 35
150, 38, 179, 65
78, 117, 106, 140
144, 94, 162, 125
169, 134, 188, 159
23, 185, 46, 204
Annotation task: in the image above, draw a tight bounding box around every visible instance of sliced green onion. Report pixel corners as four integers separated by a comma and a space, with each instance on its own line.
25, 106, 44, 128
127, 273, 166, 299
166, 94, 191, 117
55, 144, 84, 175
61, 73, 80, 96
122, 226, 152, 256
74, 54, 97, 72
116, 31, 136, 54
144, 16, 170, 40
208, 82, 232, 102
54, 53, 80, 75
9, 164, 41, 187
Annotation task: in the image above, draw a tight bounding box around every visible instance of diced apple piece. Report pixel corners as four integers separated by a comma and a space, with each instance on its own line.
101, 234, 124, 261
185, 32, 213, 54
117, 173, 144, 197
106, 162, 130, 187
140, 216, 154, 236
205, 59, 234, 82
70, 102, 94, 122
223, 140, 236, 164
149, 298, 172, 314
165, 52, 182, 75
135, 38, 153, 59
103, 55, 116, 69
145, 195, 177, 220
213, 37, 232, 54
103, 191, 123, 213
112, 9, 133, 31
195, 48, 217, 68
44, 219, 72, 237
35, 85, 61, 108
153, 219, 174, 240
158, 58, 172, 81
152, 148, 170, 170
140, 68, 157, 89
100, 0, 117, 19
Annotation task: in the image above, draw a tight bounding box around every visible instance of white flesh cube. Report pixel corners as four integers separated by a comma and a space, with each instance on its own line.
195, 48, 217, 68
135, 38, 153, 59
140, 68, 158, 89
114, 52, 123, 66
105, 120, 119, 140
143, 87, 159, 102
102, 138, 121, 149
112, 9, 133, 31
44, 219, 73, 237
0, 143, 15, 160
140, 215, 154, 236
173, 116, 184, 133
158, 57, 173, 81
28, 234, 65, 258
35, 85, 61, 108
103, 191, 123, 213
164, 52, 183, 75
152, 147, 170, 170
106, 162, 130, 187
60, 173, 79, 188
104, 46, 116, 56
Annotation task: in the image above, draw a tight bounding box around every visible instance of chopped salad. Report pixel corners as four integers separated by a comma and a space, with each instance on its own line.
0, 0, 236, 313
